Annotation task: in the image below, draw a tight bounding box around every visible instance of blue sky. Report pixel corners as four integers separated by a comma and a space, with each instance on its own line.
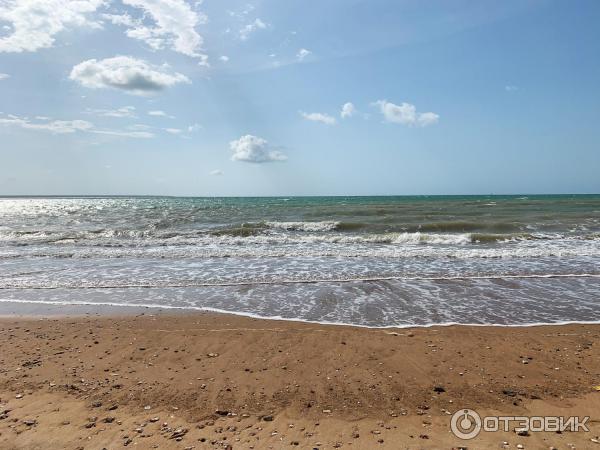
0, 0, 599, 196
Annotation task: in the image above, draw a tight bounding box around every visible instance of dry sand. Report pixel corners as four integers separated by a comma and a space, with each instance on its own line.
1, 311, 600, 449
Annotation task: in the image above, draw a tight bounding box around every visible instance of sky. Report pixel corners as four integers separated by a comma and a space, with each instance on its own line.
0, 0, 599, 196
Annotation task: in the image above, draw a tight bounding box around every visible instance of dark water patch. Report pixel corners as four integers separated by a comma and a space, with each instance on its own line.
210, 222, 268, 237
335, 222, 368, 231
415, 221, 520, 233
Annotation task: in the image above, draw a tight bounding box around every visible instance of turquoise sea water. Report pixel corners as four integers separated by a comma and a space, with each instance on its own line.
0, 195, 599, 326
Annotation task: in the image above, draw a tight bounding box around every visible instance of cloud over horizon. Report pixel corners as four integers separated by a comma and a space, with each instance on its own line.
230, 134, 287, 163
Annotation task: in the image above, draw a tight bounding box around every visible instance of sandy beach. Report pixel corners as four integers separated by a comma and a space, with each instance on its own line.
2, 0, 600, 443
1, 310, 599, 449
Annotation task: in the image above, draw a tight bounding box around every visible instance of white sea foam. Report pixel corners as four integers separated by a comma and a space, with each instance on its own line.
1, 236, 600, 260
1, 272, 598, 290
390, 232, 472, 245
2, 298, 600, 330
265, 221, 340, 232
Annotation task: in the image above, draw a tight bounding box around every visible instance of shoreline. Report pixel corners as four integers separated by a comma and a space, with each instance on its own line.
3, 299, 600, 330
1, 311, 599, 448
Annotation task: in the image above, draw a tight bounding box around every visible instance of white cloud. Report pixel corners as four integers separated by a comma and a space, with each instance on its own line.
0, 115, 93, 134
128, 123, 151, 130
164, 127, 182, 134
187, 123, 201, 132
300, 111, 337, 125
340, 102, 356, 118
148, 110, 174, 118
296, 48, 311, 61
0, 0, 103, 53
90, 129, 154, 138
0, 73, 9, 80
219, 55, 229, 62
416, 111, 439, 127
230, 134, 287, 163
239, 18, 267, 41
197, 53, 210, 68
373, 100, 439, 127
105, 0, 207, 59
70, 56, 190, 95
86, 106, 137, 118
227, 4, 254, 19
102, 13, 138, 27
0, 112, 154, 138
210, 169, 223, 176
505, 85, 518, 92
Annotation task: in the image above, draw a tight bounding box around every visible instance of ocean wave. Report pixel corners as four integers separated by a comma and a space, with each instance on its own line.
470, 232, 536, 243
1, 226, 599, 249
210, 223, 268, 237
2, 272, 599, 290
392, 232, 471, 245
210, 221, 342, 236
1, 238, 599, 260
265, 221, 340, 232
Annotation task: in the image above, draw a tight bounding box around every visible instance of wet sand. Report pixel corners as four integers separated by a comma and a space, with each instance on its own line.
1, 311, 600, 449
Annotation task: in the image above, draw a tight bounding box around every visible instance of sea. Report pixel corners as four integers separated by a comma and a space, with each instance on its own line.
0, 195, 599, 327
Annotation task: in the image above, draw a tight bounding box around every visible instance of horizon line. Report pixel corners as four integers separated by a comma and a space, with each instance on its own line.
0, 193, 599, 199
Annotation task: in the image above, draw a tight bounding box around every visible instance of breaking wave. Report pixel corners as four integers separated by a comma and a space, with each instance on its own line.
265, 221, 340, 232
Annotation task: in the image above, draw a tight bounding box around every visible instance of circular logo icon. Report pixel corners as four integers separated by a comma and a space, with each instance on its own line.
450, 409, 482, 440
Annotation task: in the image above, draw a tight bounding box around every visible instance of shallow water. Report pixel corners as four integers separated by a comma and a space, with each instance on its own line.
1, 195, 599, 326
